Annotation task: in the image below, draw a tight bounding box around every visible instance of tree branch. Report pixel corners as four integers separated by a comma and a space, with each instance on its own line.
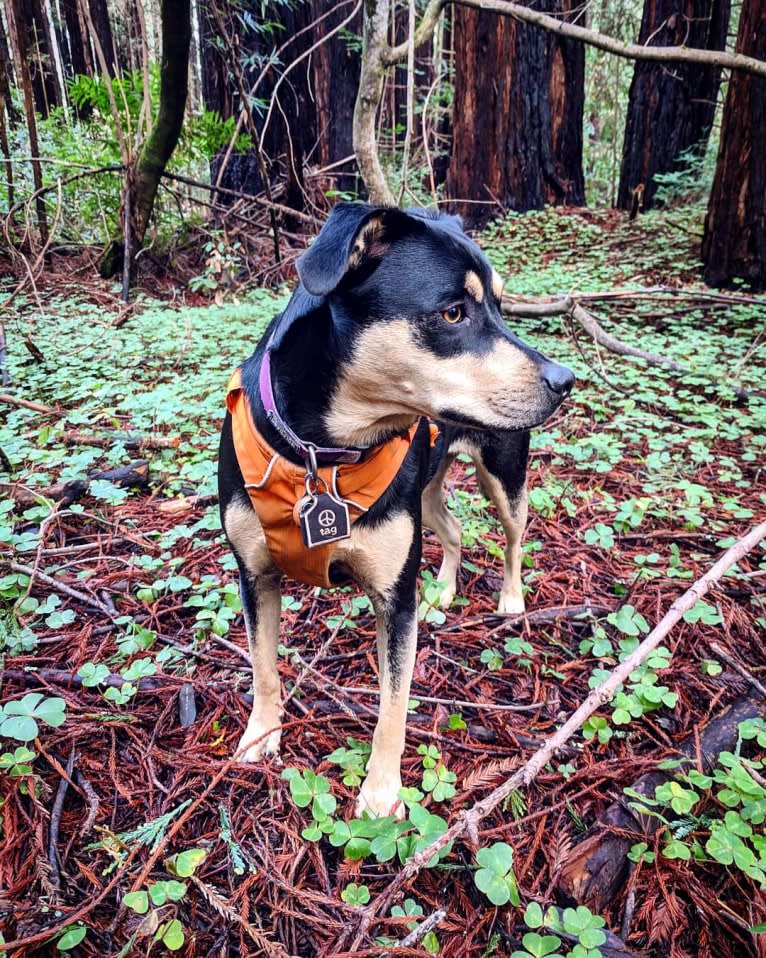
342, 519, 766, 950
456, 0, 766, 78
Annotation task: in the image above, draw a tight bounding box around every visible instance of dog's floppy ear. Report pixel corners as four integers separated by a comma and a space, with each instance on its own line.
296, 203, 411, 297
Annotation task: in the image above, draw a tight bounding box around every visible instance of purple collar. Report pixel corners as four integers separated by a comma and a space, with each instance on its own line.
258, 350, 369, 465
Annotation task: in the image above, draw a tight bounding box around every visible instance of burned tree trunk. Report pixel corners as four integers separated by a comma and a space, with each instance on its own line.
701, 0, 765, 289
446, 0, 585, 227
310, 1, 362, 195
617, 0, 731, 211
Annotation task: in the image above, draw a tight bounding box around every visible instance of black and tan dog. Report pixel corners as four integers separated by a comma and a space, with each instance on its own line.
218, 204, 573, 817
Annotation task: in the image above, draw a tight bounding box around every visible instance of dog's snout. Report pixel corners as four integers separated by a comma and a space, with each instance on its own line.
541, 362, 575, 399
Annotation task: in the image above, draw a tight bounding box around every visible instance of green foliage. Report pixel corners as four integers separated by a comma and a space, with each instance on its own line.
325, 738, 371, 787
0, 745, 37, 776
4, 67, 252, 252
281, 767, 453, 868
624, 720, 766, 884
513, 902, 607, 958
418, 743, 457, 802
55, 924, 87, 951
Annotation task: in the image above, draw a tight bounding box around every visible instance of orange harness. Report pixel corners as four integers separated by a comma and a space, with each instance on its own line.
226, 369, 424, 588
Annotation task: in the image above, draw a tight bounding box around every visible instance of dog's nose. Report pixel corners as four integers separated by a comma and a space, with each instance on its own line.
541, 362, 575, 399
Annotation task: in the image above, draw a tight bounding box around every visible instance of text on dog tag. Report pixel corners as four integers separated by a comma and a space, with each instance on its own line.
299, 491, 351, 549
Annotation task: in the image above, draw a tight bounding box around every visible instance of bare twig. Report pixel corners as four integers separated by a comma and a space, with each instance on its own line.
709, 641, 766, 702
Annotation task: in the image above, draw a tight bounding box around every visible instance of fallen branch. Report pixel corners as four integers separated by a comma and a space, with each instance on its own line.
501, 295, 752, 399
1, 460, 150, 507
0, 392, 56, 414
340, 518, 766, 950
569, 303, 686, 374
62, 431, 180, 451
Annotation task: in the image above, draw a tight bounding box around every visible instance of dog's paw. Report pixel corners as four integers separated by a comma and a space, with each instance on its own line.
235, 720, 282, 763
437, 585, 456, 610
356, 777, 405, 821
497, 593, 525, 615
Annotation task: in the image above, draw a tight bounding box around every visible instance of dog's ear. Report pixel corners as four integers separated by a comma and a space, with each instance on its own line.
296, 203, 413, 296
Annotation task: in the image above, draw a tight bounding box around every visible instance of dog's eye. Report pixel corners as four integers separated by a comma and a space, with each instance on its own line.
442, 305, 463, 324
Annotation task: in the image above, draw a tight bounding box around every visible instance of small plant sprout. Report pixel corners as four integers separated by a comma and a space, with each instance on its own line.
0, 693, 67, 742
474, 842, 521, 906
341, 882, 370, 906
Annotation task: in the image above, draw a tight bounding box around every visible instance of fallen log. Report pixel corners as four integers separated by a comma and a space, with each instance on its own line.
62, 430, 180, 451
1, 460, 149, 507
556, 693, 766, 910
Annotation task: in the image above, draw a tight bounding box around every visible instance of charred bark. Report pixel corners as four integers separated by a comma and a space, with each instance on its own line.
310, 0, 361, 193
446, 0, 585, 227
701, 0, 766, 289
617, 0, 731, 211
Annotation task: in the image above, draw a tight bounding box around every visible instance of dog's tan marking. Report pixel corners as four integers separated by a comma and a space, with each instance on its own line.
491, 269, 505, 301
326, 320, 542, 446
333, 512, 414, 602
421, 453, 461, 609
357, 601, 417, 819
237, 571, 283, 761
349, 216, 388, 271
468, 451, 528, 615
464, 269, 484, 303
223, 500, 278, 578
225, 500, 284, 760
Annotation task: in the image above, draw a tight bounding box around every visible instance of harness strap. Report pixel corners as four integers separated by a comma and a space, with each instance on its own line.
226, 368, 419, 587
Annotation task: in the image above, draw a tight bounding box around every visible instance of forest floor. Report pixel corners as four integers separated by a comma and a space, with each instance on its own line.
1, 205, 766, 958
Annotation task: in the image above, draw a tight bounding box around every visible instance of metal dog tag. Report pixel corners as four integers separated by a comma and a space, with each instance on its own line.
299, 490, 351, 549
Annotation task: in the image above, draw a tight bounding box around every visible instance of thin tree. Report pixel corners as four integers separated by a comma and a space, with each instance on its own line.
100, 0, 191, 285
701, 0, 766, 289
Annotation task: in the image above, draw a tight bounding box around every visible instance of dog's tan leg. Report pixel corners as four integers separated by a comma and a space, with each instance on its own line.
223, 500, 283, 760
474, 461, 528, 615
356, 596, 418, 819
421, 454, 461, 609
236, 570, 283, 761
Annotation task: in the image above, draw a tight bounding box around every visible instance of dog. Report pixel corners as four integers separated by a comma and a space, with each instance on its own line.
218, 203, 573, 818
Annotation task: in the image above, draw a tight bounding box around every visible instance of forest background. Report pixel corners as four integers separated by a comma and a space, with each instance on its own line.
0, 1, 765, 957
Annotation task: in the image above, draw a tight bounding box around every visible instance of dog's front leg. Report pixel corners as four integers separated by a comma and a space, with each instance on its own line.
236, 569, 283, 762
357, 587, 418, 819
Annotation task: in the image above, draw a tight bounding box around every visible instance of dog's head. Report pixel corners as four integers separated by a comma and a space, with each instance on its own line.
291, 203, 574, 443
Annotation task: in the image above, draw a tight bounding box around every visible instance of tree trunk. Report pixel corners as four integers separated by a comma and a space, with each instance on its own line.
100, 0, 191, 281
0, 6, 19, 125
131, 0, 191, 251
62, 0, 92, 75
701, 0, 766, 289
87, 0, 118, 77
7, 0, 48, 246
446, 0, 585, 227
617, 0, 731, 211
310, 0, 361, 193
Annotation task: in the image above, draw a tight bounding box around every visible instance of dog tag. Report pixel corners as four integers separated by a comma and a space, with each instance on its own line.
299, 490, 351, 549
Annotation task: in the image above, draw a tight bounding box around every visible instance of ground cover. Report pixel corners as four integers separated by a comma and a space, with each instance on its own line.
1, 207, 765, 956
